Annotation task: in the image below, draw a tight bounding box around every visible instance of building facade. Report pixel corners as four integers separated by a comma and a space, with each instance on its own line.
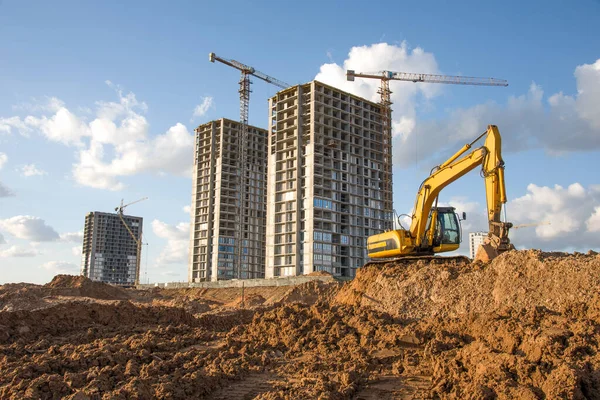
265, 81, 394, 279
469, 232, 487, 259
188, 118, 268, 282
81, 211, 142, 286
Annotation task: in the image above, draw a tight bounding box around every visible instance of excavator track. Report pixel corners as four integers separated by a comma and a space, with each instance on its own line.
363, 255, 472, 269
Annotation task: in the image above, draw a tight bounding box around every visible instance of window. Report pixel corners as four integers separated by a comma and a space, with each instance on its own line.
218, 237, 235, 245
438, 212, 460, 245
314, 198, 332, 209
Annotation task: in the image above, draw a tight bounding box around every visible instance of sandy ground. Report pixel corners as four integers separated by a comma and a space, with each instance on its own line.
1, 249, 599, 399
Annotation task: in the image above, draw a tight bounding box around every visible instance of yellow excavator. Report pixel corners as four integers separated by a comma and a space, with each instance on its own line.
367, 124, 514, 263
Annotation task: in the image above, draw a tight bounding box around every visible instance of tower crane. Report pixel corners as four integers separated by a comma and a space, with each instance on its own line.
115, 197, 148, 286
346, 69, 508, 150
209, 52, 290, 279
208, 52, 289, 137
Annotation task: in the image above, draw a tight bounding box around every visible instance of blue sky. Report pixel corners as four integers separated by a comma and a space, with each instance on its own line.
1, 0, 599, 284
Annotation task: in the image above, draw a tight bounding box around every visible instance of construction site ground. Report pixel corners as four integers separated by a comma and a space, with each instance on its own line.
1, 249, 600, 399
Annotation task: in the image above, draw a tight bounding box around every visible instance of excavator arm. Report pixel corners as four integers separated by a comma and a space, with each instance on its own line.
411, 147, 487, 248
367, 125, 513, 261
411, 125, 511, 249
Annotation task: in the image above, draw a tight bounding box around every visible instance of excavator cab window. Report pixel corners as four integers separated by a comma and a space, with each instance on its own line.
436, 208, 460, 245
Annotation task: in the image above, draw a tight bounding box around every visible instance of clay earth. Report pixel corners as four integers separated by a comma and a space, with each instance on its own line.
1, 249, 599, 399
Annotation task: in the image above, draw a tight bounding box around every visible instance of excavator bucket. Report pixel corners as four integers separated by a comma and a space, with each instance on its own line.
474, 235, 514, 263
474, 242, 500, 263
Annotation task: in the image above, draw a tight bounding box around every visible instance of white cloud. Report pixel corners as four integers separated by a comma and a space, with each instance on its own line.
12, 97, 65, 114
71, 83, 194, 190
24, 107, 91, 146
0, 245, 40, 258
191, 97, 214, 120
315, 42, 441, 139
0, 116, 32, 136
19, 164, 47, 177
182, 205, 191, 214
1, 83, 194, 191
0, 182, 14, 198
152, 219, 189, 265
573, 59, 600, 129
0, 216, 60, 242
41, 261, 80, 274
587, 207, 600, 233
509, 183, 595, 241
0, 154, 14, 197
60, 231, 83, 243
73, 122, 194, 190
462, 183, 599, 252
0, 232, 5, 244
392, 58, 600, 168
72, 246, 82, 256
97, 81, 148, 120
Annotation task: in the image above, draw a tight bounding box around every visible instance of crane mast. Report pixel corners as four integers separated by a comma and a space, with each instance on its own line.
209, 52, 290, 279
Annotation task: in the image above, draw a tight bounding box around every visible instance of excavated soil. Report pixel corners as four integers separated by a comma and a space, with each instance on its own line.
1, 250, 599, 399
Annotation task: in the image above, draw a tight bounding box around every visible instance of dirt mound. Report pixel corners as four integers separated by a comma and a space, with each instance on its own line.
420, 305, 600, 399
278, 280, 342, 306
335, 250, 600, 319
44, 275, 131, 300
150, 297, 216, 314
2, 250, 600, 399
0, 277, 131, 312
0, 301, 195, 344
0, 283, 49, 312
0, 304, 251, 399
306, 270, 332, 276
225, 293, 267, 308
45, 275, 92, 288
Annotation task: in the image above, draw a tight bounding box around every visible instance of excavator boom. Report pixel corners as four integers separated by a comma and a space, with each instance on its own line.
367, 125, 513, 262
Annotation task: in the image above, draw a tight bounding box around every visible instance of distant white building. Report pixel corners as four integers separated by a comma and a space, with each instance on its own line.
469, 232, 487, 259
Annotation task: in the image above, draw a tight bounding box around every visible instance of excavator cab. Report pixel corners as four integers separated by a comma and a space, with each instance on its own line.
367, 206, 463, 259
424, 207, 461, 253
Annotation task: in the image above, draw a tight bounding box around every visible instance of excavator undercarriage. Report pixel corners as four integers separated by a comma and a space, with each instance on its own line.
363, 255, 472, 270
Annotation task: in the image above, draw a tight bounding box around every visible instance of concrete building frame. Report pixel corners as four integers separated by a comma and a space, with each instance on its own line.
188, 118, 268, 282
81, 211, 142, 286
265, 81, 394, 279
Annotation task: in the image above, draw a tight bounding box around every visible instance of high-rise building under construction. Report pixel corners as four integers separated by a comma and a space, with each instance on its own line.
265, 81, 394, 278
81, 211, 142, 286
188, 118, 268, 282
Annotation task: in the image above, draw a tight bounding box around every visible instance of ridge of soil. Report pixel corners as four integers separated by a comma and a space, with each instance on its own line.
1, 249, 599, 399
